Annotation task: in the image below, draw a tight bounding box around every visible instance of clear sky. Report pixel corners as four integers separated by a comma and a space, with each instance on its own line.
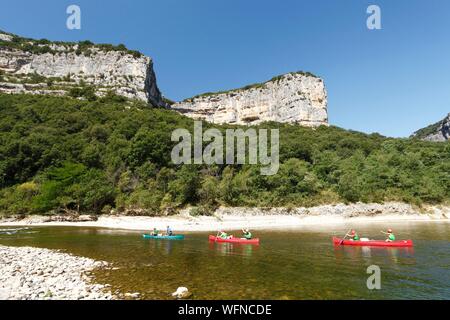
1, 0, 449, 137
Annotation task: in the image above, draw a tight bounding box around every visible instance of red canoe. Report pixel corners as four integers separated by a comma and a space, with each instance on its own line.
333, 237, 413, 247
209, 235, 260, 245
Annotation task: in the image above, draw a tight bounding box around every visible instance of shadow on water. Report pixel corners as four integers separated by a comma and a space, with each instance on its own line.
0, 222, 449, 300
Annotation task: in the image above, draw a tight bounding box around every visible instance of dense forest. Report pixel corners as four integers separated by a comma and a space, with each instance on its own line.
0, 93, 449, 217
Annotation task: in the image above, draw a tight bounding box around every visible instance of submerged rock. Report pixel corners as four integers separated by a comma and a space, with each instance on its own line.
124, 292, 141, 299
172, 287, 192, 299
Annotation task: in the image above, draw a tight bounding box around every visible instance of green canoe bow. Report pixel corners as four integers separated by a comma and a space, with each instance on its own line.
142, 234, 185, 240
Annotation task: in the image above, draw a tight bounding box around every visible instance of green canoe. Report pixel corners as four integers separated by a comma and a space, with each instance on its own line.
142, 234, 185, 240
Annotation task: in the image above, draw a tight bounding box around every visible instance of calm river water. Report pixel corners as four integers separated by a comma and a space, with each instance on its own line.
0, 221, 449, 300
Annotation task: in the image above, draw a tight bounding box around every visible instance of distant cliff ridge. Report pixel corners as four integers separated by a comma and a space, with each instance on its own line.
412, 113, 450, 142
0, 30, 166, 107
0, 30, 329, 127
172, 72, 329, 127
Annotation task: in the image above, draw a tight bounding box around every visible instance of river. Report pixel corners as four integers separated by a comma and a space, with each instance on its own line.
0, 221, 448, 300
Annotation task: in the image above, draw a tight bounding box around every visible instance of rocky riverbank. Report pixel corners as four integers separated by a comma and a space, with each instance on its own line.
0, 202, 448, 232
0, 245, 113, 300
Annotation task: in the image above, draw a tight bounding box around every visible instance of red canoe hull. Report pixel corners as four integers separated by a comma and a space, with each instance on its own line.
209, 235, 260, 245
333, 237, 413, 247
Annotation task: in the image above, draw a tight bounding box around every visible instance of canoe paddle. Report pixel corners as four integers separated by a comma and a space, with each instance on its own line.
339, 228, 352, 245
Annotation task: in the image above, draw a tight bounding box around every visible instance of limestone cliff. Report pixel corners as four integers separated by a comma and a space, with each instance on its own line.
0, 31, 165, 106
412, 113, 450, 142
1, 30, 329, 126
172, 72, 329, 127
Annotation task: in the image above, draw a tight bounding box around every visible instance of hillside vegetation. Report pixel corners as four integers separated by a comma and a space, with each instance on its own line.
0, 93, 449, 217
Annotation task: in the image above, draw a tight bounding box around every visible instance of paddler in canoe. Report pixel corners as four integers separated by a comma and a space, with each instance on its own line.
346, 230, 360, 241
166, 226, 173, 236
218, 231, 233, 240
242, 228, 252, 240
334, 228, 412, 247
152, 228, 160, 237
382, 229, 396, 242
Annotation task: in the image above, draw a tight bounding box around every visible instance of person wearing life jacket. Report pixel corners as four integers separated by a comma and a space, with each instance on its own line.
219, 231, 229, 239
152, 228, 159, 236
166, 226, 173, 236
385, 229, 396, 242
346, 230, 360, 241
242, 228, 252, 240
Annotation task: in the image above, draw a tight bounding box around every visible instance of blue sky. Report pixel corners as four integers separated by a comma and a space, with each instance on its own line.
1, 0, 449, 137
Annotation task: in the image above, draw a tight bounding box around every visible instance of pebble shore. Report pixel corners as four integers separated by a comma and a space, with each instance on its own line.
1, 202, 447, 232
0, 245, 113, 300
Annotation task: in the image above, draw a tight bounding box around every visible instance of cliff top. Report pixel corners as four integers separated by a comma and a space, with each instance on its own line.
183, 71, 320, 102
0, 29, 143, 58
0, 29, 165, 105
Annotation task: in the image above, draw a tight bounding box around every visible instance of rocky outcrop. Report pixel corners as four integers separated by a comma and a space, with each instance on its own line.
172, 72, 329, 126
412, 113, 450, 142
0, 31, 166, 106
0, 33, 13, 42
213, 202, 421, 217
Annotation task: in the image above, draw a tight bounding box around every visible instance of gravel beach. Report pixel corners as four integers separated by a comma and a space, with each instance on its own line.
0, 245, 113, 300
0, 203, 448, 232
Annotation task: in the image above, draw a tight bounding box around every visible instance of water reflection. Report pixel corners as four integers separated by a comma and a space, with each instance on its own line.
145, 238, 175, 256
209, 242, 257, 258
361, 246, 372, 259
0, 224, 447, 299
76, 228, 136, 236
333, 245, 416, 266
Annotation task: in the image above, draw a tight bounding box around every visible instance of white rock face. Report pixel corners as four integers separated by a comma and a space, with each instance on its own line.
412, 113, 450, 142
0, 33, 12, 42
0, 32, 165, 106
173, 72, 329, 127
423, 114, 449, 142
0, 82, 67, 96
